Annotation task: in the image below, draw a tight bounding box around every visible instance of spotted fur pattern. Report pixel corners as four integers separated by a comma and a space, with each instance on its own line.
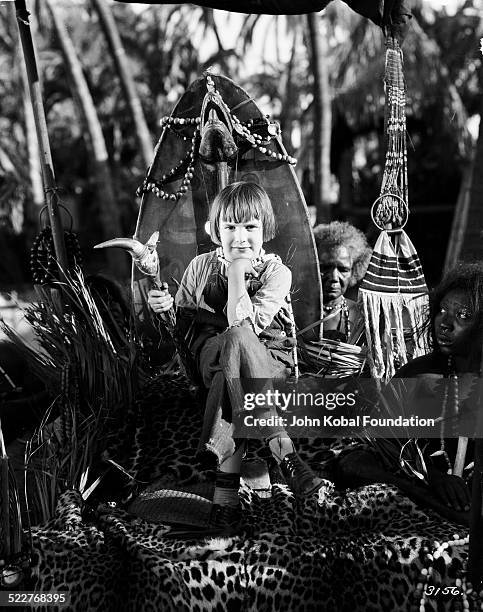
31, 375, 477, 611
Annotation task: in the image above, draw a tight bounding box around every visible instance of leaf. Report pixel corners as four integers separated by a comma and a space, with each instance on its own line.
81, 474, 104, 501
7, 269, 150, 520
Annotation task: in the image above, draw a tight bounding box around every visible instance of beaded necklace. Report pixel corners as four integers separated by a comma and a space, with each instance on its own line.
322, 296, 343, 313
433, 355, 459, 474
415, 355, 474, 609
416, 533, 470, 610
323, 296, 351, 342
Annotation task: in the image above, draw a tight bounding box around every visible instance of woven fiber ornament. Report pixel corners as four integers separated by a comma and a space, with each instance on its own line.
360, 231, 428, 380
360, 37, 428, 381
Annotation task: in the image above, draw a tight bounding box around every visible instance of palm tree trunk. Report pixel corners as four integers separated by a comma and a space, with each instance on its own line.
6, 2, 42, 246
306, 12, 331, 224
91, 0, 153, 170
8, 2, 43, 215
14, 0, 68, 271
46, 0, 127, 276
279, 24, 298, 150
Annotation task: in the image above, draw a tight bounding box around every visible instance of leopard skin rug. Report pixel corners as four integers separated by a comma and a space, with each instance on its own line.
29, 374, 479, 611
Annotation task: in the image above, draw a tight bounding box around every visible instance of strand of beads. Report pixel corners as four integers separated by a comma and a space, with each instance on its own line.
342, 297, 351, 342
416, 534, 471, 611
30, 226, 82, 284
203, 76, 297, 165
416, 560, 433, 611
141, 82, 299, 204
451, 358, 460, 417
459, 576, 470, 611
431, 356, 458, 473
137, 128, 199, 201
159, 115, 200, 141
321, 296, 351, 341
30, 226, 58, 283
438, 381, 452, 474
322, 295, 344, 313
230, 113, 297, 165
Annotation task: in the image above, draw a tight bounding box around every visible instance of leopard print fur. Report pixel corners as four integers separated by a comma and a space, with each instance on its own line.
30, 375, 477, 611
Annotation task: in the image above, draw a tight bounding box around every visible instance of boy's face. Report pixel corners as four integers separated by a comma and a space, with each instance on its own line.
319, 245, 352, 303
219, 214, 263, 262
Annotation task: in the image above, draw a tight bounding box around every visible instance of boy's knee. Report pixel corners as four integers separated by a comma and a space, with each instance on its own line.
224, 323, 257, 346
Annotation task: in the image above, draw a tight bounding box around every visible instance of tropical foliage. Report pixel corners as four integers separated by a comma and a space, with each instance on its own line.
2, 269, 148, 523
0, 0, 481, 288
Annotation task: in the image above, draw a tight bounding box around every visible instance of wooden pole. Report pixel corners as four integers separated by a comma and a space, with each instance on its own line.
14, 0, 68, 271
468, 345, 483, 588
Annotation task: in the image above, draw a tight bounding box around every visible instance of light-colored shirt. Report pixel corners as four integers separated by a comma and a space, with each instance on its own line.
175, 249, 291, 336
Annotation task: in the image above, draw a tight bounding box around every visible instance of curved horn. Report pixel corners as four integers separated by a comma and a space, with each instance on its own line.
94, 237, 145, 258
146, 231, 159, 247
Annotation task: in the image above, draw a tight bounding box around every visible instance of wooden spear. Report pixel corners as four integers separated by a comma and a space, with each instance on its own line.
14, 0, 68, 271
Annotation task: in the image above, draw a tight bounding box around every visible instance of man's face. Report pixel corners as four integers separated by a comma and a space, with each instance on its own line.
434, 289, 476, 357
319, 245, 352, 303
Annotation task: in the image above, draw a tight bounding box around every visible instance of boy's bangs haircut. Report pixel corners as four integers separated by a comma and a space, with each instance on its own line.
209, 182, 276, 244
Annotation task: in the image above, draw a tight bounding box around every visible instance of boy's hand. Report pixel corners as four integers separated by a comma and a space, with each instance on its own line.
227, 258, 257, 280
148, 287, 174, 313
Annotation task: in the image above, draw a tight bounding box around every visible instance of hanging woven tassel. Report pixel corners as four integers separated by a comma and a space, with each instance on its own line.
360, 231, 428, 380
359, 37, 429, 381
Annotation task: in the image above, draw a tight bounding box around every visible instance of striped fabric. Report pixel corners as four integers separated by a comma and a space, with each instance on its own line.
360, 229, 429, 380
360, 231, 427, 295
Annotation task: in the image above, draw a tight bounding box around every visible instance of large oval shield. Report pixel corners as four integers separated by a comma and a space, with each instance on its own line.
133, 73, 321, 335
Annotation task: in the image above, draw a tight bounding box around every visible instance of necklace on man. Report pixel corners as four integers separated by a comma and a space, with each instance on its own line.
432, 355, 459, 474
323, 297, 351, 342
323, 296, 344, 313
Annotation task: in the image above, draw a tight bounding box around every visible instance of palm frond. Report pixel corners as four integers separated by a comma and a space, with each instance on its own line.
3, 269, 151, 524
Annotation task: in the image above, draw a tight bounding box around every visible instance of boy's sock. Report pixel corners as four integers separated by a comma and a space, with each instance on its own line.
267, 436, 296, 464
213, 471, 240, 507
